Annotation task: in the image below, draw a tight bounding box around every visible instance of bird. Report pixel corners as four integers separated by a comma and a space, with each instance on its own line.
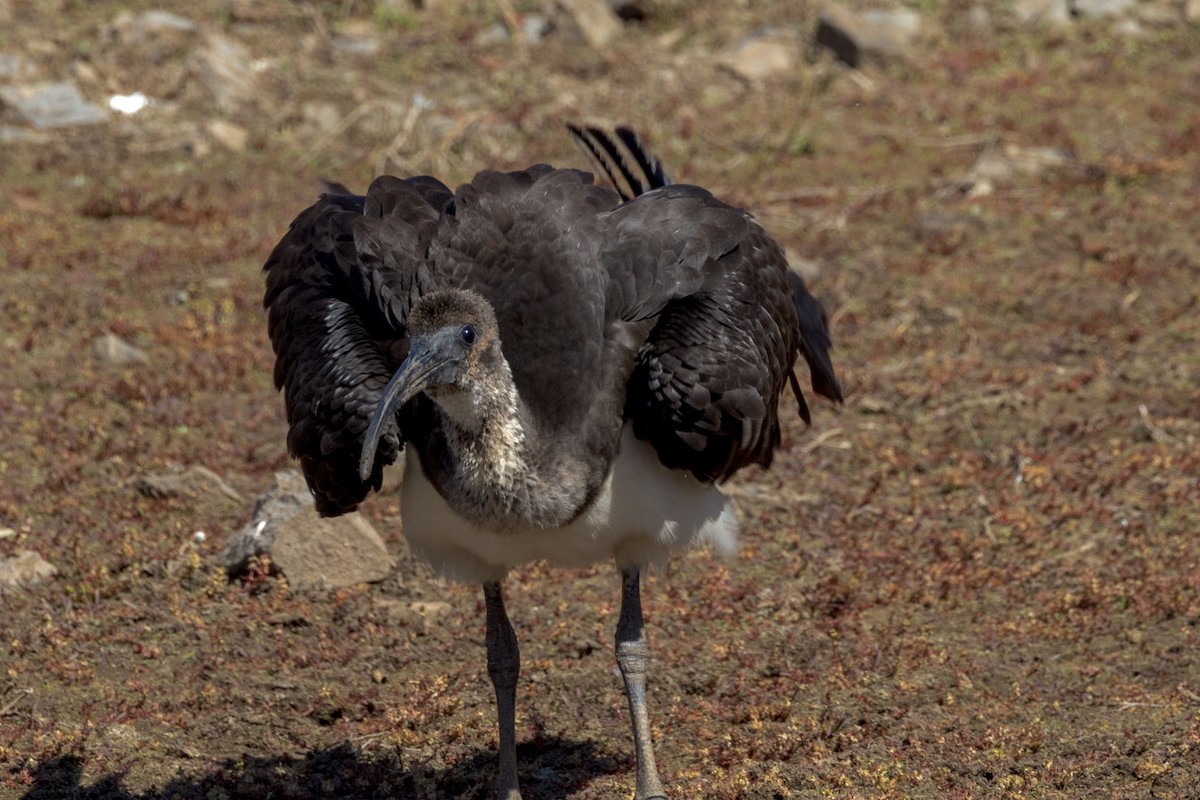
262, 125, 842, 800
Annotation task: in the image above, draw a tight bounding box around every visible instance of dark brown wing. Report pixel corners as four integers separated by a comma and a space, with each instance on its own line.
578, 127, 841, 481
262, 176, 451, 515
601, 188, 803, 481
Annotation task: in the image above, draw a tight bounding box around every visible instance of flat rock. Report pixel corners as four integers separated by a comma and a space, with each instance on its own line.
92, 332, 148, 365
1072, 0, 1135, 17
0, 82, 107, 129
104, 9, 199, 64
205, 118, 248, 152
132, 464, 242, 502
815, 7, 923, 68
554, 0, 624, 49
719, 35, 795, 82
0, 550, 57, 588
0, 53, 35, 82
1014, 0, 1072, 26
190, 33, 257, 112
226, 471, 395, 591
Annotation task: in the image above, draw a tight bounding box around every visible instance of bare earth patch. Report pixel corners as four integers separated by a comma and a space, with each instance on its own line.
1, 2, 1197, 798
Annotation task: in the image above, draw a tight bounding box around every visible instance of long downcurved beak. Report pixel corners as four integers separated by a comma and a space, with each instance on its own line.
358, 336, 456, 482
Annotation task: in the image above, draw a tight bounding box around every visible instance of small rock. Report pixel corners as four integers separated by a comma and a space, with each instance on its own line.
1071, 0, 1135, 17
0, 82, 107, 129
190, 33, 256, 112
1014, 0, 1071, 27
474, 21, 511, 46
554, 0, 623, 49
132, 465, 242, 502
227, 0, 290, 22
205, 118, 248, 152
1188, 0, 1200, 23
380, 598, 452, 632
330, 26, 382, 59
225, 471, 396, 591
92, 333, 148, 365
913, 212, 984, 255
409, 600, 451, 618
719, 35, 795, 82
858, 397, 890, 415
815, 7, 923, 68
521, 14, 553, 44
301, 101, 342, 134
104, 9, 199, 64
0, 53, 33, 82
790, 259, 821, 284
0, 550, 57, 588
966, 3, 991, 33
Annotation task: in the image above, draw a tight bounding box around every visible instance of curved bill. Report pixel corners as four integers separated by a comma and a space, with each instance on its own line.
357, 340, 449, 482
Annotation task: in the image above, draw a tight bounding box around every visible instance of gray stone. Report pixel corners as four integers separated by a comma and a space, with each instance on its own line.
330, 28, 382, 59
301, 101, 342, 134
226, 471, 396, 591
0, 550, 57, 588
555, 0, 623, 49
92, 333, 148, 365
205, 118, 249, 152
522, 14, 553, 44
105, 9, 199, 64
0, 82, 107, 129
1071, 0, 1135, 17
190, 33, 257, 112
132, 465, 242, 502
475, 22, 511, 46
815, 7, 922, 68
719, 35, 796, 82
1014, 0, 1072, 26
0, 53, 33, 82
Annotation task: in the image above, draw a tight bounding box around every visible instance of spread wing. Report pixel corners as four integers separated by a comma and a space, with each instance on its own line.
580, 129, 842, 482
262, 176, 451, 514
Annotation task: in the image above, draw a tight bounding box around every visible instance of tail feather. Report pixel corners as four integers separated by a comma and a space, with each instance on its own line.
568, 124, 671, 200
788, 270, 843, 406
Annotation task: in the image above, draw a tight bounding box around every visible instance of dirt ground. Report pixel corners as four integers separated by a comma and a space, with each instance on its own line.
2, 2, 1199, 798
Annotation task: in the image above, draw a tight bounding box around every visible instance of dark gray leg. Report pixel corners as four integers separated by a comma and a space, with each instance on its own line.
484, 581, 522, 800
615, 566, 668, 800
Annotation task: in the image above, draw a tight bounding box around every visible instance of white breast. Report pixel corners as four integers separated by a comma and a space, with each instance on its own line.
400, 424, 739, 583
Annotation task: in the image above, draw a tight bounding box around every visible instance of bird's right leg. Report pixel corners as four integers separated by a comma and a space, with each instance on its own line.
615, 565, 668, 800
484, 581, 522, 800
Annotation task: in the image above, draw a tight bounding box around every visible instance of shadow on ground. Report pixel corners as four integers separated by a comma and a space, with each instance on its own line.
19, 737, 621, 800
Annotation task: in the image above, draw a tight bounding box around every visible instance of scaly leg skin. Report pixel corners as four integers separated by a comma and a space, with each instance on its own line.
484, 581, 522, 800
615, 566, 668, 800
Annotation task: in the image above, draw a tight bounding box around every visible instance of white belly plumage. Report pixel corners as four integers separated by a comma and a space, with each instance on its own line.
400, 425, 739, 583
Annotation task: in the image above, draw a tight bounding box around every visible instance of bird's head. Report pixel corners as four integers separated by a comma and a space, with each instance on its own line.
358, 290, 501, 481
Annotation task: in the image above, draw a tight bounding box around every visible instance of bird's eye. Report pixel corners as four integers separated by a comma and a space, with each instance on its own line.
460, 324, 476, 345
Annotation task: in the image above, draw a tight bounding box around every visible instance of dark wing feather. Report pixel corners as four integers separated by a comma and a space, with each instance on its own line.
263, 176, 450, 515
579, 125, 841, 479
788, 270, 843, 404
604, 192, 801, 481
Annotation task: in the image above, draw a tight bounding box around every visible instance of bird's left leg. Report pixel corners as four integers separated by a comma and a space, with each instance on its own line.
484, 581, 522, 800
614, 565, 668, 800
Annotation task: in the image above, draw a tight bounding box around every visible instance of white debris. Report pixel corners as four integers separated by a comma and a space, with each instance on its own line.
109, 92, 152, 115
